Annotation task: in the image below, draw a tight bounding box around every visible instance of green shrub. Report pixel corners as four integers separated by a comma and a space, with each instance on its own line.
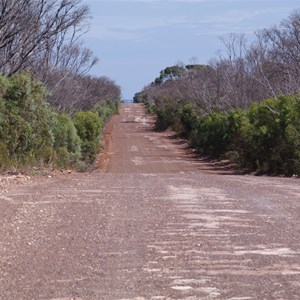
107, 99, 120, 115
238, 96, 298, 174
55, 147, 70, 169
93, 99, 119, 122
0, 73, 119, 172
93, 103, 113, 123
155, 97, 181, 131
156, 107, 172, 130
227, 109, 252, 165
38, 146, 54, 166
152, 92, 300, 175
195, 112, 232, 158
0, 73, 55, 168
53, 113, 81, 165
0, 76, 10, 98
222, 95, 300, 175
180, 104, 200, 134
277, 95, 300, 174
0, 142, 10, 169
73, 111, 102, 162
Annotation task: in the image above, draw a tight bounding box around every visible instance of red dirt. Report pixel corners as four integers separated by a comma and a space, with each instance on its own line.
0, 104, 299, 300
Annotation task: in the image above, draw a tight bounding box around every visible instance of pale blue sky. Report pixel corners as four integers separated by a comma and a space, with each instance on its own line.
83, 0, 300, 100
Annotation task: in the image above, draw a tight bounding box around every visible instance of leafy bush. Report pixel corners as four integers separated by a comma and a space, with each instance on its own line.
198, 113, 232, 157
0, 142, 10, 170
55, 147, 71, 169
280, 95, 300, 174
0, 73, 119, 172
0, 73, 55, 168
93, 102, 113, 123
73, 111, 103, 162
180, 104, 200, 134
155, 97, 182, 131
152, 92, 300, 175
52, 114, 81, 166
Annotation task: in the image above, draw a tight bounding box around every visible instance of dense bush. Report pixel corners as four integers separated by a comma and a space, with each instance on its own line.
0, 73, 119, 172
155, 97, 182, 131
133, 91, 155, 114
52, 114, 82, 168
151, 93, 300, 175
197, 113, 233, 158
73, 111, 103, 163
93, 99, 119, 123
0, 73, 55, 169
238, 96, 300, 174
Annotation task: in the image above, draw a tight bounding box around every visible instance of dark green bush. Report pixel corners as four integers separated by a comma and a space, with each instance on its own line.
55, 147, 71, 169
73, 111, 102, 162
93, 103, 113, 123
52, 113, 81, 166
0, 73, 55, 168
155, 97, 182, 131
180, 104, 200, 134
198, 113, 232, 157
156, 107, 172, 130
152, 92, 300, 175
230, 96, 300, 174
133, 92, 155, 113
0, 73, 119, 172
0, 142, 10, 169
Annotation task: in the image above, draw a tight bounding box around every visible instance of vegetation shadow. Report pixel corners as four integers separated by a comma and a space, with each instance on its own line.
163, 132, 250, 176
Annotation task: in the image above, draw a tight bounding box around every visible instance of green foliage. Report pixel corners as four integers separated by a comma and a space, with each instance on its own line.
198, 113, 232, 157
285, 96, 300, 173
55, 147, 71, 169
52, 114, 81, 166
151, 92, 300, 175
133, 92, 144, 103
154, 65, 186, 85
0, 73, 55, 168
107, 99, 120, 115
93, 99, 119, 124
156, 108, 172, 130
0, 73, 119, 172
180, 103, 200, 133
133, 92, 155, 114
0, 76, 10, 98
0, 142, 10, 169
155, 97, 183, 131
73, 111, 103, 162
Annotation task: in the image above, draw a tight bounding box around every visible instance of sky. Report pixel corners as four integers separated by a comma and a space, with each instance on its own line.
82, 0, 300, 100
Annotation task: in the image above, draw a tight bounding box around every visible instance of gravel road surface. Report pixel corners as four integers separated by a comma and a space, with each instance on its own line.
0, 104, 299, 300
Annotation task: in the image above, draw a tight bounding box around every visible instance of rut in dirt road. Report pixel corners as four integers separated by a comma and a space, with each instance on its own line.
0, 104, 299, 300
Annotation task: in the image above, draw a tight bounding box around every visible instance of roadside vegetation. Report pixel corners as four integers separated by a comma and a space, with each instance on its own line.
0, 0, 120, 172
134, 10, 300, 176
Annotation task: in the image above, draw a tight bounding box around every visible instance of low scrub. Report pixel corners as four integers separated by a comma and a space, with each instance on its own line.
0, 73, 55, 170
0, 73, 119, 172
73, 111, 102, 163
152, 94, 300, 176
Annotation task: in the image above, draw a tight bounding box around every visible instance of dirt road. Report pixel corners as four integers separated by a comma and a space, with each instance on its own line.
0, 104, 299, 300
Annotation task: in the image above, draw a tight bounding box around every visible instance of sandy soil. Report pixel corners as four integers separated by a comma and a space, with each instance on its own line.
0, 104, 299, 300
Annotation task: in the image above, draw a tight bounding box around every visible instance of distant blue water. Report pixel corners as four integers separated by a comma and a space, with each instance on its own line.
122, 99, 133, 104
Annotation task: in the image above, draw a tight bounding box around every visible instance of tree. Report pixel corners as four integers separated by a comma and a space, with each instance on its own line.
153, 65, 187, 85
0, 0, 92, 76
